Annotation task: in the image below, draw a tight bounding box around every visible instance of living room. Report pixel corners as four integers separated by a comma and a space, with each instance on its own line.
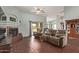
0, 6, 79, 53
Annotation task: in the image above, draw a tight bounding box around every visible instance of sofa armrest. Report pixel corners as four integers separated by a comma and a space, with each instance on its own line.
49, 36, 60, 46
59, 35, 67, 48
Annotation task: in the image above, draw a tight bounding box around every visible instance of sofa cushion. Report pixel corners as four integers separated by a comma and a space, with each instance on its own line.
47, 36, 60, 46
57, 30, 66, 34
55, 30, 66, 37
47, 29, 56, 36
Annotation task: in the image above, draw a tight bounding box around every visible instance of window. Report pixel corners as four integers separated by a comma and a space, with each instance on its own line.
53, 24, 57, 30
10, 14, 17, 22
32, 23, 36, 27
10, 17, 16, 22
1, 15, 7, 21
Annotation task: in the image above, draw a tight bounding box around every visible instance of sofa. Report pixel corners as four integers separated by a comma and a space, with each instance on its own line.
47, 35, 67, 48
33, 28, 67, 48
41, 29, 67, 48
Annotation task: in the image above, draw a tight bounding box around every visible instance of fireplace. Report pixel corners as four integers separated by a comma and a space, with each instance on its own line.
8, 28, 18, 37
0, 28, 6, 42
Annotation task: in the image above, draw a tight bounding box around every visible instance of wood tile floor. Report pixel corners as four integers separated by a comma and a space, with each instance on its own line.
0, 44, 11, 53
11, 36, 79, 53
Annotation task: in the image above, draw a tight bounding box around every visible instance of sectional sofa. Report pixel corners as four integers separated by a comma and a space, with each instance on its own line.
34, 29, 67, 48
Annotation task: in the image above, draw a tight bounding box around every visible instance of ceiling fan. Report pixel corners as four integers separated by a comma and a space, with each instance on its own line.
31, 7, 45, 14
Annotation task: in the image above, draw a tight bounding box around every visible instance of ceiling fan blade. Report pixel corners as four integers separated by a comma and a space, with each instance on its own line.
41, 10, 45, 13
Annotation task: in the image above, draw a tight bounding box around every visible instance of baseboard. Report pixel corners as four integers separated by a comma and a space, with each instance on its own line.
23, 36, 30, 39
69, 37, 78, 40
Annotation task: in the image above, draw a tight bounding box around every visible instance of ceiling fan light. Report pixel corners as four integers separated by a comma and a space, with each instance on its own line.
33, 7, 45, 14
36, 10, 40, 14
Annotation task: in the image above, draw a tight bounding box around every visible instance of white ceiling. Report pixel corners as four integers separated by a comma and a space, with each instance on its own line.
16, 6, 64, 17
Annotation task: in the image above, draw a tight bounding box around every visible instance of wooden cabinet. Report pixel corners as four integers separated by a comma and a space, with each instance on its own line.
75, 24, 79, 33
66, 19, 79, 39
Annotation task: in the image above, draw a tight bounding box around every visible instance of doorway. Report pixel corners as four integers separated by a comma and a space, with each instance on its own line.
29, 21, 43, 37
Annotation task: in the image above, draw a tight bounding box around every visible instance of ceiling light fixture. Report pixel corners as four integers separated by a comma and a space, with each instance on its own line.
33, 7, 45, 14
